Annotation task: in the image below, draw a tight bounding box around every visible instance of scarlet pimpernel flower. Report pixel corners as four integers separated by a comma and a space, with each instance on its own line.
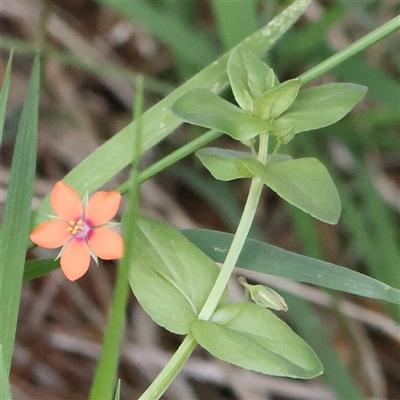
30, 181, 124, 281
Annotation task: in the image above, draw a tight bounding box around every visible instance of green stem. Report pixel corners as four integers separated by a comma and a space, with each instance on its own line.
198, 133, 269, 320
139, 335, 197, 400
89, 76, 144, 400
197, 178, 264, 319
298, 16, 400, 85
138, 134, 269, 399
116, 129, 222, 194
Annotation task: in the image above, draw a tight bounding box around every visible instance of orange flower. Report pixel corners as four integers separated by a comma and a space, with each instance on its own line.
30, 181, 124, 281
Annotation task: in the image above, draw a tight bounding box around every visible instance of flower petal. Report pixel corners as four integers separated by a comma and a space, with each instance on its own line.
50, 181, 83, 221
88, 228, 124, 260
30, 220, 71, 248
60, 239, 91, 281
85, 191, 121, 226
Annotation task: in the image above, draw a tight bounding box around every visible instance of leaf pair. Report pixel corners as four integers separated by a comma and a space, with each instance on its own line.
171, 47, 366, 224
171, 47, 367, 144
197, 148, 341, 224
129, 216, 323, 379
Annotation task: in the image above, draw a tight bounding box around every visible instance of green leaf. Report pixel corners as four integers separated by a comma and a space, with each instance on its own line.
196, 147, 254, 180
0, 55, 40, 374
256, 79, 301, 119
128, 216, 228, 334
171, 88, 270, 140
182, 229, 400, 305
113, 379, 121, 400
23, 259, 60, 281
196, 147, 292, 181
228, 47, 277, 112
274, 82, 367, 134
31, 0, 310, 232
0, 50, 13, 145
191, 302, 323, 378
238, 157, 341, 224
211, 0, 258, 50
335, 56, 400, 114
26, 224, 400, 307
0, 346, 12, 400
89, 76, 144, 400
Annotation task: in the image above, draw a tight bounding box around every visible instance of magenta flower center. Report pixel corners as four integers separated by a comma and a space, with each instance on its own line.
67, 218, 93, 240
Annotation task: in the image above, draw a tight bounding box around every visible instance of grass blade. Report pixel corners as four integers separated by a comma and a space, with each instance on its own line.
0, 55, 40, 374
0, 50, 13, 144
23, 259, 59, 281
182, 229, 400, 305
211, 0, 258, 50
0, 346, 12, 400
89, 75, 144, 400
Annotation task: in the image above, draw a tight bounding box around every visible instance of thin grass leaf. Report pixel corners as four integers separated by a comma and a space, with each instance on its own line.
113, 379, 121, 400
25, 216, 400, 307
211, 0, 258, 50
23, 259, 59, 281
89, 76, 144, 400
31, 0, 311, 231
0, 346, 12, 400
182, 229, 400, 305
0, 55, 40, 374
0, 50, 13, 144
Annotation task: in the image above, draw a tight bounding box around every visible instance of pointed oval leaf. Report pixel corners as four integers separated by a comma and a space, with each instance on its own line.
228, 47, 277, 112
196, 148, 255, 181
129, 216, 228, 334
274, 82, 367, 134
238, 158, 341, 224
256, 79, 301, 119
171, 89, 270, 140
191, 302, 323, 378
196, 147, 292, 181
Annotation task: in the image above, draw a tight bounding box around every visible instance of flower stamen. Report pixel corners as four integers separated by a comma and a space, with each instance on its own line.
67, 219, 92, 239
67, 219, 84, 235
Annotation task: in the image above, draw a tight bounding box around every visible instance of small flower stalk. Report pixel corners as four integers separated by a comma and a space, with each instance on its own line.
30, 181, 124, 281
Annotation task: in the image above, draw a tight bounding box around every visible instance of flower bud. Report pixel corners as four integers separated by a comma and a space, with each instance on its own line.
238, 277, 288, 311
